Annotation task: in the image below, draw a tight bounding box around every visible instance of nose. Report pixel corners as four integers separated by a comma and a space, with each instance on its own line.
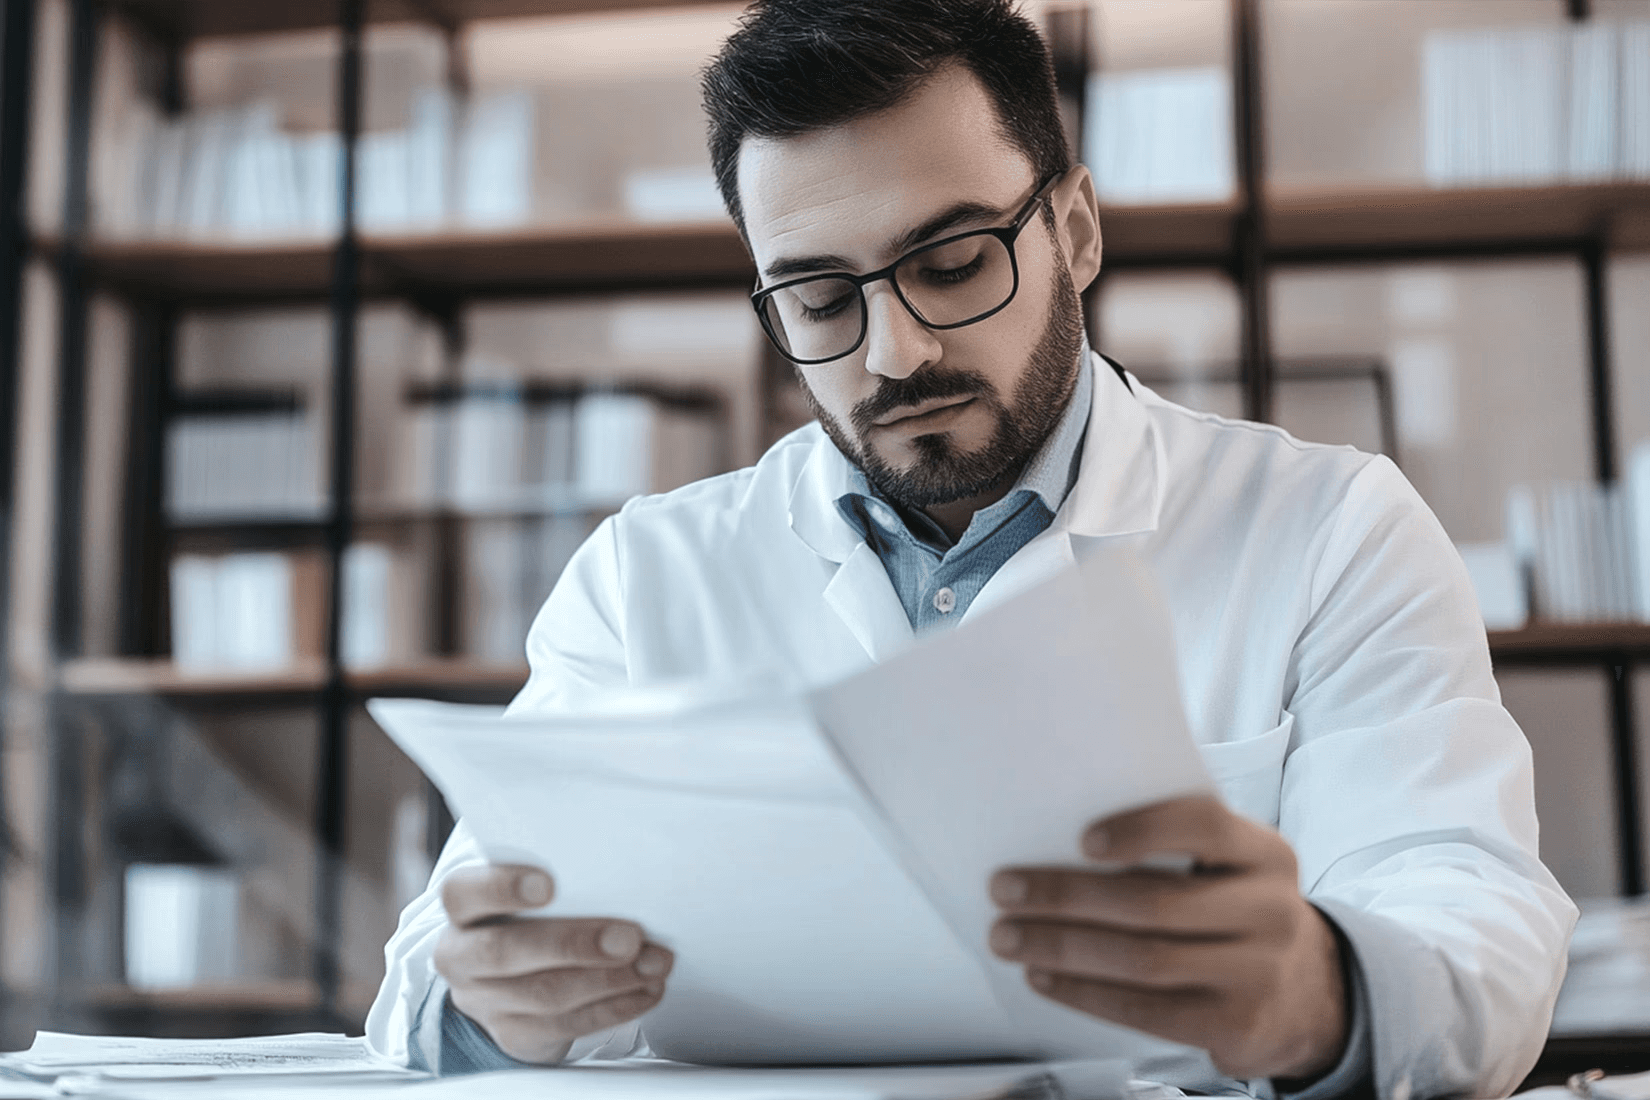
861, 282, 941, 380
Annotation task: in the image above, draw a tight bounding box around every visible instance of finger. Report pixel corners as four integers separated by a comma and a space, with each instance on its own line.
1026, 969, 1234, 1052
453, 961, 655, 1019
549, 983, 666, 1041
990, 919, 1267, 990
990, 866, 1296, 939
441, 864, 555, 928
1081, 796, 1290, 873
436, 917, 645, 981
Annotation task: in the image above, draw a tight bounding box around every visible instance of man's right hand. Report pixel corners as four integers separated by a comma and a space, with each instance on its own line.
433, 863, 674, 1065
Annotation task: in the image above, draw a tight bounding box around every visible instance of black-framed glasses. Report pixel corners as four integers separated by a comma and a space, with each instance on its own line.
750, 172, 1065, 366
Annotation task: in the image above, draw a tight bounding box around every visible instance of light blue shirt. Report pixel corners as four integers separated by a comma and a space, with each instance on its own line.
835, 349, 1096, 635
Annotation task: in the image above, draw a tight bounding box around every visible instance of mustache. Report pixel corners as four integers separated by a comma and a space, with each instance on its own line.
849, 368, 995, 435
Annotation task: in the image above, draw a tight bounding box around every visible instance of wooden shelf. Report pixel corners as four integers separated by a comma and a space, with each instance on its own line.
1099, 199, 1240, 262
58, 656, 528, 697
61, 657, 330, 696
81, 237, 336, 299
348, 658, 528, 694
114, 0, 740, 40
75, 221, 754, 300
67, 183, 1650, 303
87, 979, 322, 1013
1488, 622, 1650, 662
1268, 181, 1650, 256
371, 220, 753, 293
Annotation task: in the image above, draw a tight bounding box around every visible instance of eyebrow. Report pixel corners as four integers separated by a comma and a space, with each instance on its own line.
760, 199, 1009, 282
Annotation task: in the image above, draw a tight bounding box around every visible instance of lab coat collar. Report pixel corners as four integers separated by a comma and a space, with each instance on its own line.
1062, 350, 1164, 540
786, 349, 1163, 561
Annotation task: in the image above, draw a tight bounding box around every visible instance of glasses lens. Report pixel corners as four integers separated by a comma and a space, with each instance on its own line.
759, 277, 864, 362
895, 233, 1016, 327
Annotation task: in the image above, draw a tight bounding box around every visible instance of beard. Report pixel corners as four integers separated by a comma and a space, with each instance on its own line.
800, 256, 1086, 509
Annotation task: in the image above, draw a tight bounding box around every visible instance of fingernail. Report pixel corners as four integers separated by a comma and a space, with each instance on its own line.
992, 873, 1027, 905
636, 947, 669, 978
599, 924, 642, 960
1029, 970, 1054, 993
517, 872, 551, 906
989, 923, 1023, 956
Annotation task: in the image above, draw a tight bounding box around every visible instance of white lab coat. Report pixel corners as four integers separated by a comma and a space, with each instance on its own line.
369, 353, 1577, 1098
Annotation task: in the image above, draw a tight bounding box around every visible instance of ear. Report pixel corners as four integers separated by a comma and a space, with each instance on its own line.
1050, 164, 1102, 292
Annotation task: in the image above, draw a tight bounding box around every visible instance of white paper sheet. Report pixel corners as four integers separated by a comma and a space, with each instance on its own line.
810, 547, 1214, 1059
2, 1031, 419, 1087
371, 548, 1214, 1073
77, 1059, 1136, 1100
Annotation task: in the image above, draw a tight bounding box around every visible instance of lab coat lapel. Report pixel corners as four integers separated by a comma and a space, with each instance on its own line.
963, 354, 1164, 622
788, 432, 916, 662
823, 543, 916, 662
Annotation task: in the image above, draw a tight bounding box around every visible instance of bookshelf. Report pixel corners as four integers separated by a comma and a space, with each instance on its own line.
0, 0, 1645, 1059
112, 0, 734, 39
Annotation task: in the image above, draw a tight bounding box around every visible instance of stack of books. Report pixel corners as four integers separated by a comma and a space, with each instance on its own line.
166, 406, 324, 521
1083, 66, 1235, 204
398, 385, 726, 513
102, 88, 542, 239
168, 542, 414, 671
1493, 443, 1650, 625
1424, 20, 1650, 186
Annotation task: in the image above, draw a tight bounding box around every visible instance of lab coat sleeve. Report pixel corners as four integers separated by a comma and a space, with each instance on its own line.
367, 516, 641, 1067
1280, 456, 1577, 1100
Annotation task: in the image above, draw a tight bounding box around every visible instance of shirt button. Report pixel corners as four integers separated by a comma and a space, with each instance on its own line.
933, 587, 956, 614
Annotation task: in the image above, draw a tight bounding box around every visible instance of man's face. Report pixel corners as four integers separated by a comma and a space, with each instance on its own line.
738, 66, 1091, 508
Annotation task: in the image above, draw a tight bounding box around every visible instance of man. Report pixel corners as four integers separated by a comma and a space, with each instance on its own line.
368, 1, 1576, 1095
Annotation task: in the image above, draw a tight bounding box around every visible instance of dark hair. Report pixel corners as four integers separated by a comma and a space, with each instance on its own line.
701, 0, 1071, 237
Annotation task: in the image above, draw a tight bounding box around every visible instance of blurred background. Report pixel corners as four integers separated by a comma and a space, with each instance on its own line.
0, 0, 1647, 1080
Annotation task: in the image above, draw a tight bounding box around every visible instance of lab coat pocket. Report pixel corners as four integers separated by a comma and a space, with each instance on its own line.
1197, 713, 1294, 828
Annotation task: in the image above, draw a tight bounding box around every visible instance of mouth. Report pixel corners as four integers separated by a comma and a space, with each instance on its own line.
873, 395, 977, 428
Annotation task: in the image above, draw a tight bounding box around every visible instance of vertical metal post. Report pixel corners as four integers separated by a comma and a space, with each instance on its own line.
0, 0, 37, 657
48, 0, 100, 1016
118, 304, 174, 657
52, 0, 99, 661
119, 40, 183, 660
1580, 232, 1636, 893
1232, 0, 1273, 423
1043, 4, 1102, 347
1582, 238, 1617, 485
1610, 663, 1644, 896
0, 0, 39, 1018
1045, 5, 1089, 171
314, 0, 364, 1011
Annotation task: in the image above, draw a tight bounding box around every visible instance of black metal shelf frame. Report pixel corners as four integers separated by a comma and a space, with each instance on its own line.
5, 0, 1644, 1036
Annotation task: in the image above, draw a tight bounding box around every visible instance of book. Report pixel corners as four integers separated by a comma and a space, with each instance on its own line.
123, 864, 239, 990
1084, 66, 1233, 204
166, 409, 323, 520
1424, 21, 1649, 187
1455, 541, 1528, 630
1629, 443, 1650, 620
169, 552, 294, 671
458, 90, 534, 228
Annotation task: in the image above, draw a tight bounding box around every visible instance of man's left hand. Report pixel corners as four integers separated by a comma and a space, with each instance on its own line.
988, 795, 1348, 1081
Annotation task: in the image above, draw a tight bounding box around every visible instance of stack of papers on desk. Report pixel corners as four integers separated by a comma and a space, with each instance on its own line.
0, 1032, 423, 1095
372, 549, 1217, 1082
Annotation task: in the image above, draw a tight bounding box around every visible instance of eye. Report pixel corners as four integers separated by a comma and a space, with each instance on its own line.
799, 292, 856, 322
919, 254, 986, 286
907, 235, 990, 287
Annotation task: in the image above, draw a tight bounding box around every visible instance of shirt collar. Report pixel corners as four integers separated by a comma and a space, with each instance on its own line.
789, 342, 1161, 562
